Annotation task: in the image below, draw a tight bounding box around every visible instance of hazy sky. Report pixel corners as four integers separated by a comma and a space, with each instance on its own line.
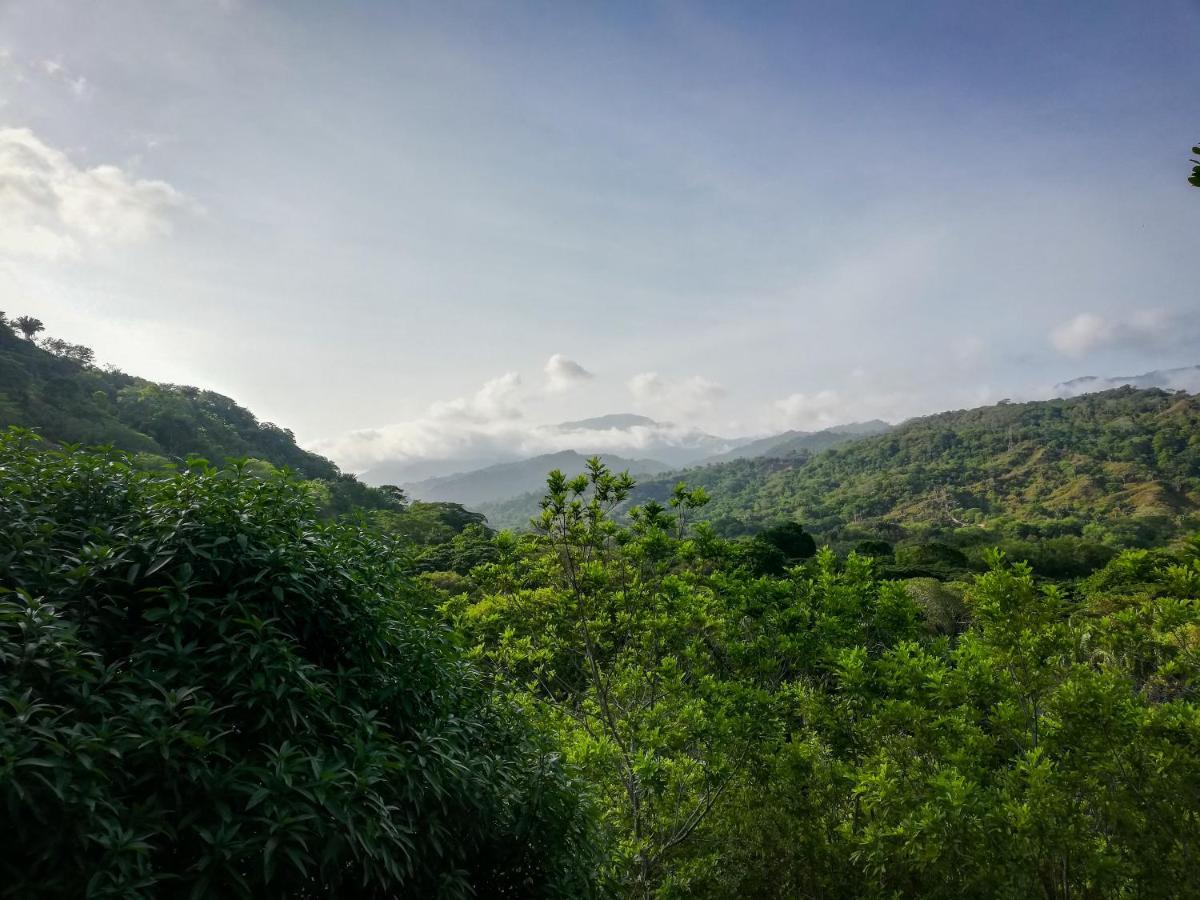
1, 0, 1198, 471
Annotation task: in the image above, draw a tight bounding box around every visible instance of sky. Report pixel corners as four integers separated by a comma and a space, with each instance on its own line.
1, 0, 1198, 473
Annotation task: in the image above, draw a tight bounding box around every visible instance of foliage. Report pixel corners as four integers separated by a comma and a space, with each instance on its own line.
12, 316, 44, 341
445, 462, 1200, 898
448, 461, 769, 897
624, 388, 1200, 562
0, 319, 483, 547
0, 433, 600, 898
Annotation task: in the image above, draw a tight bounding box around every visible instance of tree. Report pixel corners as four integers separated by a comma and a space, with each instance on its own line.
13, 315, 44, 341
755, 521, 816, 560
0, 431, 601, 899
378, 483, 409, 506
453, 460, 767, 897
1190, 143, 1200, 188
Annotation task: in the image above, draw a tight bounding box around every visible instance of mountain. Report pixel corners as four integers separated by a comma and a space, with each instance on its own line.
702, 420, 893, 464
702, 429, 811, 463
0, 326, 339, 479
405, 450, 670, 507
556, 413, 659, 430
549, 412, 734, 466
0, 323, 485, 541
364, 455, 519, 486
480, 389, 1200, 544
1053, 364, 1200, 397
825, 419, 894, 436
360, 413, 737, 486
632, 387, 1200, 545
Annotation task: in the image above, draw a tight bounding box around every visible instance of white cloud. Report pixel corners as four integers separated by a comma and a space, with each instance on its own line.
1050, 313, 1116, 359
772, 390, 844, 431
543, 353, 593, 392
428, 372, 522, 422
1049, 308, 1191, 360
311, 367, 735, 474
0, 127, 192, 260
627, 371, 724, 419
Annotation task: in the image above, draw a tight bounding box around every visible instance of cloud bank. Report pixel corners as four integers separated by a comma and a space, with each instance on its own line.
314, 366, 734, 474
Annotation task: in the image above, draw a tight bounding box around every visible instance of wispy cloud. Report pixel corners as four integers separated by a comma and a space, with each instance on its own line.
40, 59, 89, 98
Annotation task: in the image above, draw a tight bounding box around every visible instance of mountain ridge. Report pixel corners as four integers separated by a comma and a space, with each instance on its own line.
478, 388, 1200, 543
403, 449, 671, 506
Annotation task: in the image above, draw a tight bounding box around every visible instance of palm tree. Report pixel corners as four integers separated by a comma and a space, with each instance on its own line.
13, 316, 44, 341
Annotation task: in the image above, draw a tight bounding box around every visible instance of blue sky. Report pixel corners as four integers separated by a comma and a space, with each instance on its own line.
1, 0, 1197, 471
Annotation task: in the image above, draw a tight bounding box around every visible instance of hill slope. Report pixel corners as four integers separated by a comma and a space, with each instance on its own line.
0, 324, 485, 541
704, 420, 893, 463
481, 389, 1200, 546
404, 450, 670, 506
0, 326, 338, 478
636, 388, 1200, 546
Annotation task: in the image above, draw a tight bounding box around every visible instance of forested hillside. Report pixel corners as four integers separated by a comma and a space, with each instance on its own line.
484, 389, 1200, 555
701, 419, 892, 464
641, 388, 1198, 547
0, 316, 484, 545
0, 320, 337, 477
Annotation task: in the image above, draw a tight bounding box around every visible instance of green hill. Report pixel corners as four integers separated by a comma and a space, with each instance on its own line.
703, 419, 893, 463
0, 321, 483, 543
481, 388, 1200, 557
635, 387, 1199, 549
0, 324, 339, 477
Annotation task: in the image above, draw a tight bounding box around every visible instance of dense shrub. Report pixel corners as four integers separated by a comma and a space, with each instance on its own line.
0, 432, 600, 898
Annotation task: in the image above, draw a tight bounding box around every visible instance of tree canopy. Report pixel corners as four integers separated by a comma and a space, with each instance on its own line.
0, 433, 600, 898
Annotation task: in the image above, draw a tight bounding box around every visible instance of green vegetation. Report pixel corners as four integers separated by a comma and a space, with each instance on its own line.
3, 313, 1200, 897
625, 388, 1200, 570
447, 460, 1200, 897
0, 314, 484, 551
0, 433, 598, 898
483, 389, 1200, 559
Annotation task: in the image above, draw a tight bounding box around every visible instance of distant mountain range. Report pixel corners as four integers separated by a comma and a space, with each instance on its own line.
362, 413, 737, 486
392, 417, 895, 509
363, 365, 1198, 509
479, 387, 1200, 536
401, 450, 671, 507
1052, 364, 1200, 398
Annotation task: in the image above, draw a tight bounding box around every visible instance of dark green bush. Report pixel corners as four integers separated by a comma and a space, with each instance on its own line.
852, 539, 894, 559
755, 522, 817, 560
0, 431, 600, 898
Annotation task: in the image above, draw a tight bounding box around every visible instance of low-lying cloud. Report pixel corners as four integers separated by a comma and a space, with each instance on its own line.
314, 366, 733, 475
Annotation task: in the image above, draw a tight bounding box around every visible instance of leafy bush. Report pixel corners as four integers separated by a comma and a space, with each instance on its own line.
0, 431, 600, 898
